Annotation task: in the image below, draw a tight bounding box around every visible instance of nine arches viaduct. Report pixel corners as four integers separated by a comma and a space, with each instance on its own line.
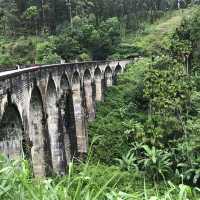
0, 60, 129, 176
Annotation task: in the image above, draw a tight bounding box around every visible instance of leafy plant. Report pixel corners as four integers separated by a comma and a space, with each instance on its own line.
115, 149, 139, 172
140, 145, 173, 180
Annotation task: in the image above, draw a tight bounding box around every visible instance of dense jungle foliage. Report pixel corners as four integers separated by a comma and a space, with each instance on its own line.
0, 0, 198, 65
1, 1, 200, 200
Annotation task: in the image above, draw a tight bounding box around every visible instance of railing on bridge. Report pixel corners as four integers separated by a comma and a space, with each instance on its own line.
0, 60, 125, 73
0, 64, 43, 72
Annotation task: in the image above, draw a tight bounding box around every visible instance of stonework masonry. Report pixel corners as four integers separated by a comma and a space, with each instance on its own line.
0, 60, 130, 176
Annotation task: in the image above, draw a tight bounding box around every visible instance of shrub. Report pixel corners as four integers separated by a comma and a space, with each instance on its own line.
140, 145, 173, 180
36, 40, 61, 64
10, 38, 36, 64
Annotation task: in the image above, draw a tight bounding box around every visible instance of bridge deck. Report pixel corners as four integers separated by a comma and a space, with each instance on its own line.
0, 60, 111, 79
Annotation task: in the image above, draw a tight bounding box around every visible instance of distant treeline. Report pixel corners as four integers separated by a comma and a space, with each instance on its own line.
0, 0, 197, 65
0, 0, 196, 36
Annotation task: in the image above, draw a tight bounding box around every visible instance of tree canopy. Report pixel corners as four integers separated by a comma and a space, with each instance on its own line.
0, 0, 198, 64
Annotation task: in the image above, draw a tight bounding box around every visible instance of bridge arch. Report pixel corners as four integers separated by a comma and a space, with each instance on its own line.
83, 69, 95, 120
72, 71, 87, 154
46, 76, 65, 175
84, 69, 92, 80
72, 71, 81, 86
0, 97, 24, 159
94, 67, 102, 78
115, 64, 122, 75
29, 85, 52, 177
104, 66, 113, 88
94, 67, 103, 101
60, 73, 70, 91
60, 73, 77, 162
113, 64, 122, 84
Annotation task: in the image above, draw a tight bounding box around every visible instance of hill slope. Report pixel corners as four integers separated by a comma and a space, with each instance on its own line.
1, 7, 200, 200
116, 8, 194, 58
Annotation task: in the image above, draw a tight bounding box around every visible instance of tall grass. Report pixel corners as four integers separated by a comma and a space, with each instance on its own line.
0, 155, 199, 200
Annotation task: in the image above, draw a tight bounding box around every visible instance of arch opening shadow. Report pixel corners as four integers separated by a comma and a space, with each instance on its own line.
113, 65, 122, 84
60, 73, 77, 161
72, 71, 81, 88
29, 86, 52, 177
104, 66, 113, 89
46, 77, 65, 174
0, 103, 26, 159
61, 73, 70, 91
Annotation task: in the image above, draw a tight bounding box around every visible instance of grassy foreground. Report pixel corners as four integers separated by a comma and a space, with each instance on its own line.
0, 156, 200, 200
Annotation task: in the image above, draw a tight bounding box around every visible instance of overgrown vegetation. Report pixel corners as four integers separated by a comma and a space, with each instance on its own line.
88, 4, 200, 198
2, 155, 200, 200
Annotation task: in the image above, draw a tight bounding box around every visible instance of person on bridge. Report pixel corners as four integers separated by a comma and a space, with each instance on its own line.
60, 59, 65, 64
16, 65, 20, 70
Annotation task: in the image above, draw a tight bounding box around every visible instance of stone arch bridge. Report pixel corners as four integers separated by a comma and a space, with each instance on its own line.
0, 60, 129, 176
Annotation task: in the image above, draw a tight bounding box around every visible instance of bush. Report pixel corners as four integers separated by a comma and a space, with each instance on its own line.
0, 53, 14, 65
54, 35, 81, 62
36, 40, 61, 64
140, 145, 173, 180
78, 52, 91, 61
9, 38, 35, 64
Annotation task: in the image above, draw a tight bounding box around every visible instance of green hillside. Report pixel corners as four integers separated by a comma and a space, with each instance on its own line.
1, 3, 200, 200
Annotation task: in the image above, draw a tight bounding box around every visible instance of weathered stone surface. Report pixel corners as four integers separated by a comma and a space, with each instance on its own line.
83, 69, 95, 121
94, 67, 103, 102
0, 60, 129, 176
104, 66, 113, 88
